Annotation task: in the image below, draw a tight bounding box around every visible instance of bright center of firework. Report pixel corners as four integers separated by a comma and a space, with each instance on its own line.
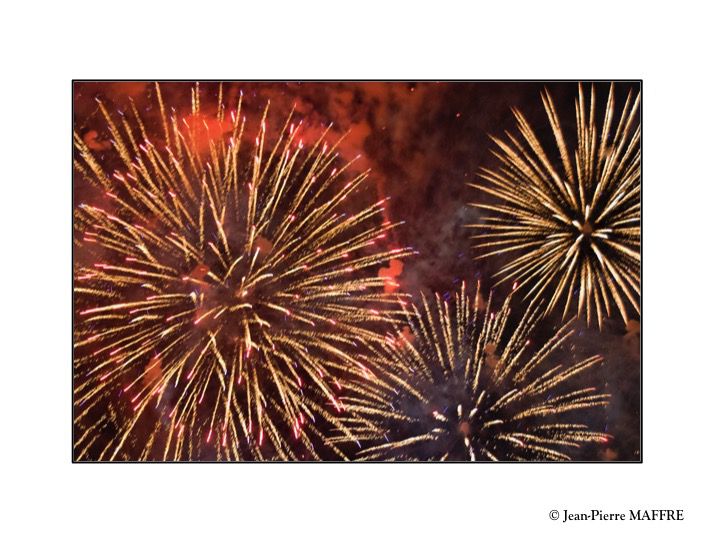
186, 256, 286, 349
581, 221, 594, 235
458, 420, 471, 437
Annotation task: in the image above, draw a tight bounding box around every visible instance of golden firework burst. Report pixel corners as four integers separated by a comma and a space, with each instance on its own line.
336, 283, 610, 461
469, 83, 640, 327
73, 83, 412, 461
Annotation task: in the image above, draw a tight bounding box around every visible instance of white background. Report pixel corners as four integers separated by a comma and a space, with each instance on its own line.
1, 1, 717, 538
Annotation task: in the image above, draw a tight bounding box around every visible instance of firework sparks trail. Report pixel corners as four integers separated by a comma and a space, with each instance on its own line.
335, 282, 610, 461
469, 83, 640, 328
73, 83, 414, 460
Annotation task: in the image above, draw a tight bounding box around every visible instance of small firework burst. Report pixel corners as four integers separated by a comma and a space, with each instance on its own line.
469, 83, 640, 328
338, 283, 609, 461
73, 83, 413, 460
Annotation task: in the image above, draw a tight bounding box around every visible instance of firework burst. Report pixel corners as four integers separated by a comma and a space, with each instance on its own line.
469, 83, 640, 327
337, 283, 609, 461
73, 83, 413, 460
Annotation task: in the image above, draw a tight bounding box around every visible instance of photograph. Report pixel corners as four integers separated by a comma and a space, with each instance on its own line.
4, 3, 716, 537
72, 81, 640, 462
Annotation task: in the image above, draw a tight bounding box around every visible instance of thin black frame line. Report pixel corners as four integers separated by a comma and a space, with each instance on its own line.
73, 79, 642, 83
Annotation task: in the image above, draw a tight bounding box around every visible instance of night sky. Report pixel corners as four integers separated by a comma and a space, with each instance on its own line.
73, 81, 640, 461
